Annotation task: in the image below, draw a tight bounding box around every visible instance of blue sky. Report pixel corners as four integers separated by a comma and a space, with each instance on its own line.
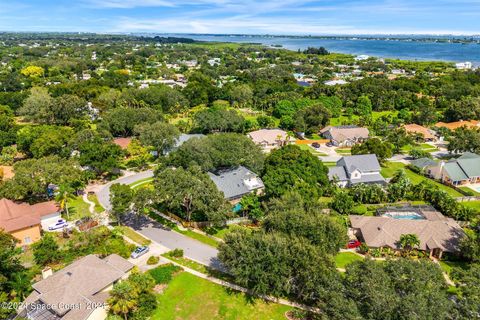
0, 0, 479, 35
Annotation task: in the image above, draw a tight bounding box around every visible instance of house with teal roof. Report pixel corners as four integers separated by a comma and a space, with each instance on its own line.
429, 152, 480, 186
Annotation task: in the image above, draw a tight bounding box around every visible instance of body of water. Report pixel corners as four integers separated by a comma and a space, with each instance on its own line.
161, 34, 480, 65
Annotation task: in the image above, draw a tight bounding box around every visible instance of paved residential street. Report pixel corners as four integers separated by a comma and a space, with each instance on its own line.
96, 170, 223, 270
96, 170, 154, 210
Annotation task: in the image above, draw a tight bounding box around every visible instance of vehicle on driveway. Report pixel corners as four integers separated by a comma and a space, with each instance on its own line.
48, 219, 69, 231
131, 246, 149, 259
312, 142, 320, 148
347, 240, 362, 249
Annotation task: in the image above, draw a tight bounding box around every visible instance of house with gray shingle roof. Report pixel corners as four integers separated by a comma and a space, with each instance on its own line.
18, 254, 133, 320
428, 152, 480, 186
208, 166, 264, 204
410, 157, 437, 171
328, 154, 386, 187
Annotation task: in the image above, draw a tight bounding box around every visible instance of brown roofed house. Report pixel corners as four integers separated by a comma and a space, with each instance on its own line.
247, 129, 293, 152
434, 120, 479, 131
350, 206, 465, 259
0, 199, 61, 245
320, 125, 369, 147
403, 123, 436, 141
18, 254, 134, 320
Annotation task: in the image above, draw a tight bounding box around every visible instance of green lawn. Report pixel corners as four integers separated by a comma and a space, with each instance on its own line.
87, 194, 104, 213
148, 211, 220, 248
153, 272, 292, 320
116, 226, 151, 246
329, 111, 398, 126
335, 148, 352, 155
322, 162, 338, 167
460, 201, 480, 211
297, 144, 328, 156
66, 196, 92, 221
129, 177, 154, 190
439, 260, 469, 276
162, 252, 209, 273
401, 143, 438, 153
459, 186, 480, 196
381, 162, 463, 197
335, 252, 364, 269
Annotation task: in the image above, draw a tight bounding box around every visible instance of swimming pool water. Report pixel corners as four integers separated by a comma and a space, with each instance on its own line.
382, 212, 425, 220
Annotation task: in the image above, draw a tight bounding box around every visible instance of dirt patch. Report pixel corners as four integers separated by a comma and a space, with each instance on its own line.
0, 166, 14, 180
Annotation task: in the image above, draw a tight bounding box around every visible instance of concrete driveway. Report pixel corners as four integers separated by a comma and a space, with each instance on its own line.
124, 214, 223, 271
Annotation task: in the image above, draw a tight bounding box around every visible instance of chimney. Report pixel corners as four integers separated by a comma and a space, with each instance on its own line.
42, 267, 53, 279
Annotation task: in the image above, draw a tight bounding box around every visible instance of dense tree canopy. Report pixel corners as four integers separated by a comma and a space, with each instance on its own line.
166, 133, 265, 173
154, 166, 229, 223
261, 145, 329, 200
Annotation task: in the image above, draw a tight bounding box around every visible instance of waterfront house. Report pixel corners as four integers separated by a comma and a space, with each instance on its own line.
328, 154, 386, 187
320, 125, 369, 147
208, 166, 264, 204
0, 199, 61, 245
350, 206, 464, 258
18, 254, 133, 320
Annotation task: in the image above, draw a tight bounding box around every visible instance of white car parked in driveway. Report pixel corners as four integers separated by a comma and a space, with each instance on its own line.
48, 219, 69, 231
130, 246, 149, 259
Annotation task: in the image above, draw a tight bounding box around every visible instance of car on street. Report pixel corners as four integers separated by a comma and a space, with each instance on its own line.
131, 246, 149, 259
312, 142, 320, 148
48, 219, 69, 231
347, 240, 362, 249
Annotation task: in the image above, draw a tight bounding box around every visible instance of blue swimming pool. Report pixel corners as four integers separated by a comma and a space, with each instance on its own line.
382, 212, 425, 220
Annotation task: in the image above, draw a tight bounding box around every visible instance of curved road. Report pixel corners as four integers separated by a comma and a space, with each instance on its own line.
96, 171, 222, 270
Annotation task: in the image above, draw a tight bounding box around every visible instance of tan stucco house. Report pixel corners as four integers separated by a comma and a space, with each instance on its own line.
0, 198, 61, 245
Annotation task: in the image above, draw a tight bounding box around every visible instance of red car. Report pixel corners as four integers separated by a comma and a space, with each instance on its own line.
347, 240, 362, 249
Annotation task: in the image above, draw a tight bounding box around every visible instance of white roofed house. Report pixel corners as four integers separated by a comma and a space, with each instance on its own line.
247, 129, 293, 152
208, 166, 264, 204
328, 154, 386, 187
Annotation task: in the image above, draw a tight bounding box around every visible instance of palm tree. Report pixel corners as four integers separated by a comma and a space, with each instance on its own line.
108, 281, 138, 320
55, 184, 75, 219
399, 234, 420, 254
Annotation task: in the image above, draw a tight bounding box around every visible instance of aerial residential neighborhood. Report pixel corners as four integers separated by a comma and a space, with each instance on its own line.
1, 2, 480, 319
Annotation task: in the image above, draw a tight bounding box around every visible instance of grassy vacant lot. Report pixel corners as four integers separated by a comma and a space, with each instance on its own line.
381, 162, 463, 197
148, 211, 220, 248
335, 252, 364, 269
401, 143, 438, 153
117, 226, 151, 246
329, 111, 398, 126
153, 272, 292, 320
